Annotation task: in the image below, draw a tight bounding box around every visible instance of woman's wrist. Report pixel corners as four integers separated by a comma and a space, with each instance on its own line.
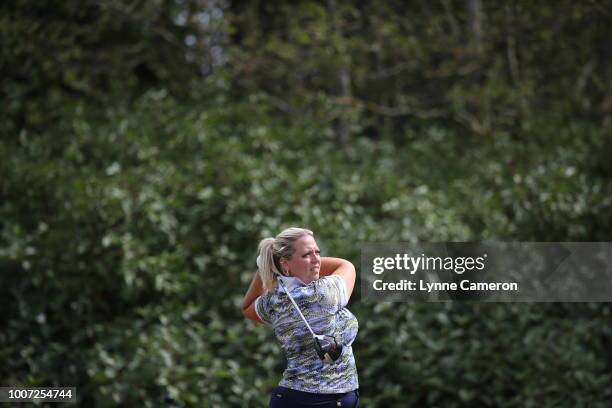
320, 257, 348, 277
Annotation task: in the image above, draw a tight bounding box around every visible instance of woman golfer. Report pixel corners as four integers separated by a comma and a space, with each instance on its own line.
242, 227, 359, 407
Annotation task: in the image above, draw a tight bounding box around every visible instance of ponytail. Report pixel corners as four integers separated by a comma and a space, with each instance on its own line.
258, 238, 280, 291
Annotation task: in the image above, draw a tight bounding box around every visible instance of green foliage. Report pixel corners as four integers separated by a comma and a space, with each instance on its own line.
1, 1, 611, 407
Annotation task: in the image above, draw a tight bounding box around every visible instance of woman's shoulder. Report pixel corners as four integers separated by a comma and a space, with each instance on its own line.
316, 275, 346, 294
314, 275, 348, 310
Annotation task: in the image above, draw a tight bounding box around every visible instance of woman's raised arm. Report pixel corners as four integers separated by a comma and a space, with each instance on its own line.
320, 257, 356, 299
241, 271, 265, 323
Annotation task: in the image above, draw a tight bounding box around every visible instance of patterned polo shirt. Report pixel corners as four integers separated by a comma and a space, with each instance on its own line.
255, 275, 359, 394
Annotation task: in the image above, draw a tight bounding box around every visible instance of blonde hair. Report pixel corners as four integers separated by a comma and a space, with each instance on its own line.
258, 227, 314, 291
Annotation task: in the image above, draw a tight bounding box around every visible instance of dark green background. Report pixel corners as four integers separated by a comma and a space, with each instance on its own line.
2, 1, 611, 406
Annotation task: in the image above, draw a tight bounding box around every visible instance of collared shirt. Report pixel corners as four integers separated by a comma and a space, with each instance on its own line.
255, 275, 359, 394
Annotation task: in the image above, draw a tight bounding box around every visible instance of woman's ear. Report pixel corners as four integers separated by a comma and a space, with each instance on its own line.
279, 258, 289, 276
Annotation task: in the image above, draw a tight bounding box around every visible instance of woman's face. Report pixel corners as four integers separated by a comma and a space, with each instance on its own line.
281, 235, 321, 284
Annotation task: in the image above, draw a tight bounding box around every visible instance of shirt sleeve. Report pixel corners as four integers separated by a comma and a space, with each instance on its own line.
317, 275, 349, 313
254, 295, 271, 324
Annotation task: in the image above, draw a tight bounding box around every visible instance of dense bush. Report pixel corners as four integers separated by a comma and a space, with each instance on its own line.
2, 91, 611, 406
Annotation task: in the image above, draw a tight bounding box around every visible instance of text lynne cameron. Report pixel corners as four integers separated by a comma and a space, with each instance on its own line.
373, 279, 519, 292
